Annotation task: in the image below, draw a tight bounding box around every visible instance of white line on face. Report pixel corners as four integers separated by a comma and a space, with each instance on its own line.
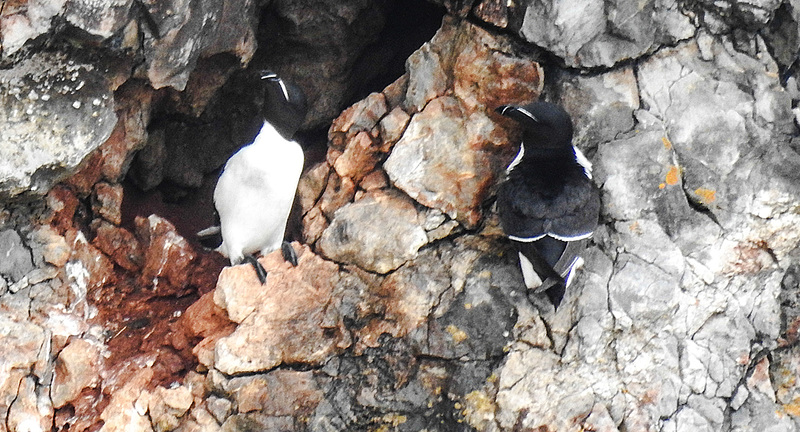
514, 107, 538, 123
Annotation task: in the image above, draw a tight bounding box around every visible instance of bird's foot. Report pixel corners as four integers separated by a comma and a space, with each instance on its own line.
242, 254, 268, 284
281, 241, 298, 266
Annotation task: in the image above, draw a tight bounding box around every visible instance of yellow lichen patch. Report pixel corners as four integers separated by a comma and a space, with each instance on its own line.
661, 136, 673, 149
694, 187, 716, 204
665, 165, 681, 186
446, 324, 469, 343
785, 398, 800, 417
373, 413, 407, 429
659, 183, 666, 189
462, 390, 496, 427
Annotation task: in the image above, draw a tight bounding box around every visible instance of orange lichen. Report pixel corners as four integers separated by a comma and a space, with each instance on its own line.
659, 183, 666, 189
785, 398, 800, 417
661, 136, 672, 149
694, 187, 716, 204
665, 165, 681, 186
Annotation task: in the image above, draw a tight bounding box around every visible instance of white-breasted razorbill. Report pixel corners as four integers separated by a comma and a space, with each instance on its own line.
198, 71, 307, 283
495, 101, 600, 309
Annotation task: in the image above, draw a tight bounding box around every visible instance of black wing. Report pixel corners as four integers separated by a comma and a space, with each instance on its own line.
497, 169, 599, 241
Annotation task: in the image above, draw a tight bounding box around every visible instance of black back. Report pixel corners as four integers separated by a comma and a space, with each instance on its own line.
260, 71, 308, 140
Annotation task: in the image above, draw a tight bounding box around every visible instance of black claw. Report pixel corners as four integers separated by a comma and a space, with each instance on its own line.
281, 241, 298, 266
243, 255, 267, 284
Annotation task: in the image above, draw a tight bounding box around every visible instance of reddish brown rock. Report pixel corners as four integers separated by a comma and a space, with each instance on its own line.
100, 81, 154, 182
329, 92, 388, 145
452, 22, 543, 112
357, 246, 451, 350
65, 150, 105, 197
384, 96, 513, 228
332, 131, 382, 182
8, 376, 52, 432
212, 244, 350, 374
359, 169, 389, 191
378, 19, 540, 229
66, 228, 115, 293
318, 173, 356, 219
473, 0, 511, 28
98, 364, 154, 430
183, 291, 234, 339
378, 107, 411, 149
301, 206, 329, 246
92, 221, 144, 272
51, 338, 103, 409
135, 214, 197, 293
46, 185, 81, 234
91, 182, 124, 225
147, 385, 195, 430
296, 162, 330, 215
181, 292, 236, 368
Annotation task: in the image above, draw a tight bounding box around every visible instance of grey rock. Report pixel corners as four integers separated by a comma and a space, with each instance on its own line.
141, 0, 256, 90
64, 0, 133, 40
495, 30, 799, 432
557, 66, 640, 148
689, 0, 783, 34
0, 53, 116, 199
515, 0, 695, 68
0, 229, 33, 283
318, 190, 428, 274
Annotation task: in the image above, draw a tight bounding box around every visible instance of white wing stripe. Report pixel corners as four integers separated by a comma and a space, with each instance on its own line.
509, 230, 593, 243
574, 146, 593, 180
506, 144, 525, 173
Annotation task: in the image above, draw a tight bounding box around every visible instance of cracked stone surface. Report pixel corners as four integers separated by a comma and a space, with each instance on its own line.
0, 0, 799, 431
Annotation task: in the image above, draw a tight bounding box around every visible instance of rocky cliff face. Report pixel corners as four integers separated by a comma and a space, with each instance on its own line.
1, 0, 800, 431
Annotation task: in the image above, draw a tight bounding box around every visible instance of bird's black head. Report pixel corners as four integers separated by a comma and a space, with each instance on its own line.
260, 70, 308, 140
496, 101, 574, 157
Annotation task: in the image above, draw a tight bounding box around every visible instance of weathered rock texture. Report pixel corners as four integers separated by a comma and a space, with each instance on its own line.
1, 0, 800, 431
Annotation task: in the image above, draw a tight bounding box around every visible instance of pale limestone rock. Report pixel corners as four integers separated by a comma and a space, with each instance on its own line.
384, 96, 509, 228
318, 190, 428, 274
0, 53, 116, 198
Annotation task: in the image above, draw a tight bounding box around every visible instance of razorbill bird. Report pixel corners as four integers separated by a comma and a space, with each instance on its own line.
495, 101, 600, 309
198, 71, 307, 283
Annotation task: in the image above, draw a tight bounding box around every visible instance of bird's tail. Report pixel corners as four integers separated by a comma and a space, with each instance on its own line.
515, 241, 568, 309
196, 225, 223, 249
